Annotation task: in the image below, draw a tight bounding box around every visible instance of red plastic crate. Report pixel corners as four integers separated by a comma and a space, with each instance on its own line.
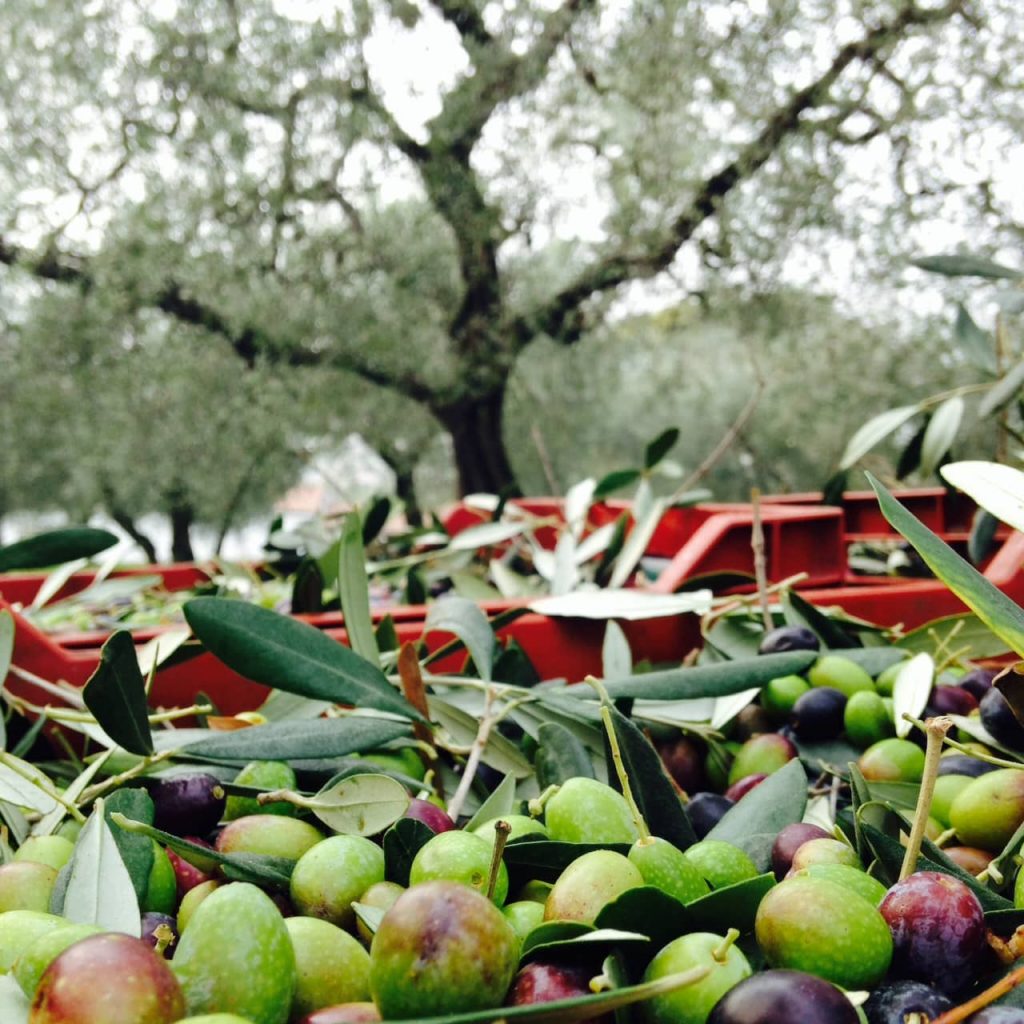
445, 500, 848, 588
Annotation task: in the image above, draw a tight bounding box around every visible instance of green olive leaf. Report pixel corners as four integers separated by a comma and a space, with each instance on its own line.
867, 474, 1024, 658
681, 873, 777, 934
705, 759, 808, 871
384, 817, 435, 887
594, 886, 690, 952
83, 631, 154, 756
0, 526, 118, 572
300, 773, 409, 836
183, 597, 420, 721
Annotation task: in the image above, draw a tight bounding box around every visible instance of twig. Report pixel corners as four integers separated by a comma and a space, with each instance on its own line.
445, 685, 498, 822
0, 751, 87, 823
701, 572, 809, 627
671, 377, 764, 502
486, 819, 511, 902
5, 664, 86, 708
931, 961, 1024, 1024
397, 642, 442, 796
899, 715, 952, 881
750, 487, 772, 632
78, 748, 178, 804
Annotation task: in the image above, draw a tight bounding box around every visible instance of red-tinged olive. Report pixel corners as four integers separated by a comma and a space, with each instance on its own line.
941, 846, 992, 874
770, 823, 832, 880
30, 933, 185, 1024
508, 960, 609, 1024
723, 774, 766, 802
166, 839, 214, 899
404, 798, 455, 833
150, 773, 226, 838
926, 684, 978, 717
656, 735, 706, 793
298, 1004, 382, 1024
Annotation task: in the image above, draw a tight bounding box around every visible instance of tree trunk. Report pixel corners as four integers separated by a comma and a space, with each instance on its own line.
108, 510, 159, 563
168, 499, 195, 562
435, 388, 521, 497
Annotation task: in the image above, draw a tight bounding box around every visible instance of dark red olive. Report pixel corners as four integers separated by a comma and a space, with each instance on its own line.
150, 773, 226, 838
707, 969, 858, 1024
790, 687, 847, 740
724, 774, 767, 802
927, 684, 978, 717
770, 822, 832, 880
685, 792, 734, 839
404, 798, 456, 833
980, 688, 1024, 751
140, 911, 178, 958
958, 667, 997, 701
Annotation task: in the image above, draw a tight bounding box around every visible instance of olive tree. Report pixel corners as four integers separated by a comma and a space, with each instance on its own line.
2, 0, 1022, 495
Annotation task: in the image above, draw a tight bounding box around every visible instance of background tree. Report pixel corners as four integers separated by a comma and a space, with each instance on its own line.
1, 0, 1022, 502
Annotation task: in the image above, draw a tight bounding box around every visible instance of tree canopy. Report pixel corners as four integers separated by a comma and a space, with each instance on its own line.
2, 0, 1022, 511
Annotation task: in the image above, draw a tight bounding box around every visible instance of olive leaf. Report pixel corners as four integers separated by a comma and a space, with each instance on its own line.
338, 510, 380, 666
535, 721, 596, 790
180, 715, 412, 762
281, 773, 410, 836
384, 817, 435, 886
0, 526, 118, 572
183, 597, 420, 721
103, 788, 156, 904
424, 597, 496, 680
705, 759, 807, 871
868, 473, 1024, 658
891, 653, 933, 739
59, 799, 141, 936
464, 772, 517, 832
83, 631, 154, 756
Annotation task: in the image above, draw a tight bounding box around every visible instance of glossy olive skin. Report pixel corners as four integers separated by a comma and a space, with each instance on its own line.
981, 688, 1024, 750
706, 969, 858, 1024
150, 774, 226, 838
862, 980, 953, 1024
686, 793, 734, 839
937, 754, 997, 778
879, 872, 987, 995
790, 687, 847, 740
758, 626, 820, 654
770, 822, 831, 880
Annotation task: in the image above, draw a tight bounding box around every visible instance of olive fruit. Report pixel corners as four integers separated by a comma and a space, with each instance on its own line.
286, 916, 371, 1019
0, 861, 57, 913
807, 655, 874, 697
949, 769, 1024, 851
656, 735, 707, 793
980, 688, 1024, 750
150, 773, 226, 838
404, 798, 455, 833
409, 830, 509, 906
857, 738, 925, 783
298, 1005, 381, 1024
30, 933, 185, 1024
369, 880, 518, 1019
790, 688, 846, 740
862, 979, 953, 1024
927, 684, 978, 717
290, 834, 386, 927
643, 931, 751, 1024
507, 961, 595, 1007
215, 814, 324, 860
754, 876, 892, 989
686, 794, 734, 839
12, 835, 74, 872
545, 850, 644, 922
727, 734, 796, 786
223, 760, 297, 820
789, 838, 860, 873
770, 823, 831, 880
0, 911, 67, 972
682, 841, 758, 889
723, 775, 765, 802
937, 754, 997, 778
843, 691, 894, 748
544, 778, 639, 845
172, 881, 297, 1024
958, 667, 997, 701
628, 836, 709, 905
141, 911, 179, 958
879, 871, 986, 995
758, 626, 820, 654
706, 969, 859, 1024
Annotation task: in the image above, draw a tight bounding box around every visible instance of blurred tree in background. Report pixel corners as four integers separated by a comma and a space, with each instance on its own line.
1, 0, 1021, 546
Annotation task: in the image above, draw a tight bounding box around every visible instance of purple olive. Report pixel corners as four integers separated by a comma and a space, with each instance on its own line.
404, 798, 456, 833
140, 911, 178, 958
150, 773, 226, 838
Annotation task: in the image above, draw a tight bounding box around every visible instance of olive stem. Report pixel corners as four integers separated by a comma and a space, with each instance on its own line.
445, 684, 497, 823
903, 714, 1024, 770
711, 928, 740, 964
597, 702, 650, 841
930, 960, 1024, 1024
750, 488, 773, 633
0, 751, 87, 823
528, 784, 560, 819
899, 715, 953, 881
486, 819, 511, 902
78, 748, 178, 805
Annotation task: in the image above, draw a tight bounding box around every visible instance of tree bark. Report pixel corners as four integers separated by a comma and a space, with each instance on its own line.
435, 387, 521, 496
167, 494, 196, 562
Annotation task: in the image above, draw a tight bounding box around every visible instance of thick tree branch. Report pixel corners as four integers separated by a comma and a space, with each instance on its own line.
515, 0, 967, 347
427, 0, 494, 48
0, 238, 437, 403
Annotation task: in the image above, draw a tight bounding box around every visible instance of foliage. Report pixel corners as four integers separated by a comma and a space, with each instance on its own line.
2, 0, 1023, 498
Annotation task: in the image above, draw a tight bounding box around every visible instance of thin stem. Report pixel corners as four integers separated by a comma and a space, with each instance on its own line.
903, 715, 1024, 770
931, 961, 1024, 1024
599, 703, 650, 841
711, 928, 740, 964
486, 819, 511, 902
445, 685, 497, 822
750, 487, 772, 633
5, 664, 86, 708
78, 748, 178, 804
899, 715, 952, 881
701, 573, 809, 627
0, 751, 86, 823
